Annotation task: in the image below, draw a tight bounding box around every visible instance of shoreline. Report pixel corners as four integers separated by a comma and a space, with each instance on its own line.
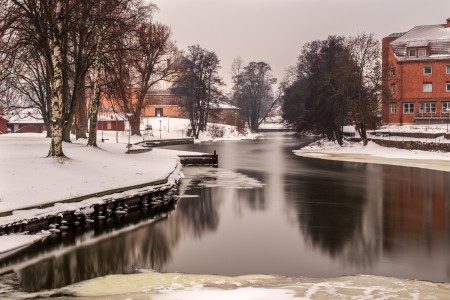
294, 139, 450, 173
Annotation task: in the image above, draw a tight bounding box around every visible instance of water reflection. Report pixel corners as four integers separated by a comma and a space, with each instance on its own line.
2, 134, 450, 294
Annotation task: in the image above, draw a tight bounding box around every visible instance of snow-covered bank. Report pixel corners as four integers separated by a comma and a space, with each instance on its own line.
295, 139, 450, 172
0, 233, 49, 259
0, 133, 186, 214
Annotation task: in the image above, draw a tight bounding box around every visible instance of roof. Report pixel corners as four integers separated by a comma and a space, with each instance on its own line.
390, 24, 450, 61
211, 102, 239, 110
6, 109, 44, 124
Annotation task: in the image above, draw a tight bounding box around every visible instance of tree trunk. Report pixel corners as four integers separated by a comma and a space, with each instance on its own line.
130, 115, 141, 136
76, 82, 88, 139
48, 0, 65, 157
87, 31, 103, 147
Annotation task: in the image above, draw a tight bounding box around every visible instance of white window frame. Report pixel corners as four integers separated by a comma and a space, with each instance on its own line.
391, 84, 396, 94
390, 103, 397, 114
423, 66, 432, 75
403, 102, 414, 114
446, 83, 450, 92
419, 102, 436, 113
423, 83, 432, 93
447, 65, 450, 74
408, 49, 416, 57
418, 49, 427, 57
442, 101, 450, 112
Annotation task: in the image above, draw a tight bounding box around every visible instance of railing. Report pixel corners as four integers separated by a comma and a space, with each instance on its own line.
414, 111, 450, 119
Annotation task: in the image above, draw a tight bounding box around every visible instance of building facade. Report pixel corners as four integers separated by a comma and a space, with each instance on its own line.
382, 18, 450, 125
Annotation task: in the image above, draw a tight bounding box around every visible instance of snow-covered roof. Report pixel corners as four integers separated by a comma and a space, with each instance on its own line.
7, 109, 44, 124
390, 24, 450, 61
211, 102, 239, 110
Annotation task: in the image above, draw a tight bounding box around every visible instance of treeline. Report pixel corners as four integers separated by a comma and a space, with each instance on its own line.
0, 0, 234, 155
281, 34, 383, 145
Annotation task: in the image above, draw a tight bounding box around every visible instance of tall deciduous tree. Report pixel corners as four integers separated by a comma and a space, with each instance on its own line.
282, 36, 357, 145
48, 0, 66, 157
231, 61, 275, 132
105, 21, 178, 136
173, 45, 223, 139
346, 33, 382, 146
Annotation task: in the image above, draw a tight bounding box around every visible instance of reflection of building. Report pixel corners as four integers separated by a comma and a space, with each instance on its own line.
382, 18, 450, 125
382, 166, 449, 252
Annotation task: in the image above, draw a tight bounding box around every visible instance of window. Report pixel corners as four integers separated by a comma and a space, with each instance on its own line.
419, 102, 436, 113
155, 108, 163, 117
391, 67, 396, 77
391, 84, 396, 94
447, 65, 450, 74
403, 103, 414, 114
424, 66, 432, 74
442, 102, 450, 112
408, 49, 416, 57
390, 103, 397, 114
446, 83, 450, 92
418, 49, 427, 57
423, 83, 432, 92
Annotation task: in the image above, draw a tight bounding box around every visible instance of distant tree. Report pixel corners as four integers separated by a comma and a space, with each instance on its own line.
346, 33, 382, 145
282, 36, 357, 145
173, 45, 223, 139
231, 61, 275, 132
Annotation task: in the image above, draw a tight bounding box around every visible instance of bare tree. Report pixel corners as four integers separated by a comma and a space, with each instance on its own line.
346, 33, 382, 146
173, 45, 223, 139
232, 61, 276, 132
104, 21, 179, 136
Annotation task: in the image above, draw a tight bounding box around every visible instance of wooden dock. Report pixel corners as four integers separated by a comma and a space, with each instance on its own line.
136, 137, 194, 148
178, 151, 219, 168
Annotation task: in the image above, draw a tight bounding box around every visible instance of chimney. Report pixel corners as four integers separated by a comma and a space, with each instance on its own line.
447, 18, 450, 28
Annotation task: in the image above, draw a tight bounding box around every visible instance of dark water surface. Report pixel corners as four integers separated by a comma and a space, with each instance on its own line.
1, 134, 450, 293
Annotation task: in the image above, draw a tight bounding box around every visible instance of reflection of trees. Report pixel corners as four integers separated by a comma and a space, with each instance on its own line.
18, 223, 171, 292
176, 187, 220, 238
284, 165, 381, 267
297, 178, 365, 256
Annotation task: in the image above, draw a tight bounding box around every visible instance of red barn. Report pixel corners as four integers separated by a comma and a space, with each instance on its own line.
382, 18, 450, 125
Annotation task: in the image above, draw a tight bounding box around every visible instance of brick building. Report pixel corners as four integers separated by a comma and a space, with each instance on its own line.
382, 18, 450, 125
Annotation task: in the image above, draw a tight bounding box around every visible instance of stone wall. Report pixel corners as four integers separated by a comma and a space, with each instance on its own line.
371, 139, 450, 152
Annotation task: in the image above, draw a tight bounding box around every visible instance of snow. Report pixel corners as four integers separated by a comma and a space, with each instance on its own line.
0, 233, 48, 259
61, 270, 450, 300
294, 125, 450, 172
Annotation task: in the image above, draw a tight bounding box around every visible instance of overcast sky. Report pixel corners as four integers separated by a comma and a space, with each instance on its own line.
152, 0, 450, 92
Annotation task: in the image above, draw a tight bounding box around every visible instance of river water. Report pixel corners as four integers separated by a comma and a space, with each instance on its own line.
1, 133, 450, 299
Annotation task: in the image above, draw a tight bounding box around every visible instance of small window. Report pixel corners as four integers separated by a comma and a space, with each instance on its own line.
408, 49, 416, 57
447, 83, 450, 92
419, 102, 436, 113
446, 65, 450, 74
390, 103, 397, 114
442, 102, 450, 112
403, 103, 414, 114
391, 67, 396, 77
391, 84, 396, 94
418, 49, 427, 57
423, 83, 432, 92
424, 66, 432, 74
155, 108, 163, 117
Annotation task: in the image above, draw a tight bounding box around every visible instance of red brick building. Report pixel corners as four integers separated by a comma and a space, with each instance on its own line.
0, 106, 7, 134
382, 18, 450, 125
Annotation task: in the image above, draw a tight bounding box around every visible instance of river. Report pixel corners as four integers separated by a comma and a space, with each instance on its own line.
1, 133, 450, 299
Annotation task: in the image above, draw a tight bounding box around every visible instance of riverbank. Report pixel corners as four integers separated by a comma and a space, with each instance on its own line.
294, 138, 450, 172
